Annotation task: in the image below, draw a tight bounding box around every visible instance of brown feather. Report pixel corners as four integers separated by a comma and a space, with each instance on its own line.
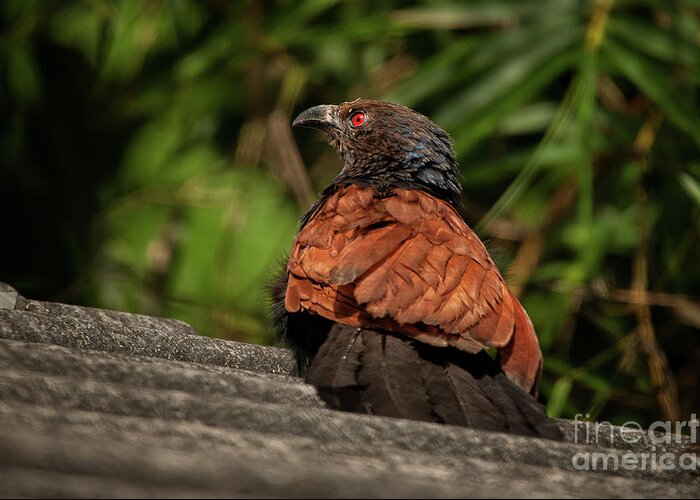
330, 224, 412, 284
498, 297, 543, 396
286, 185, 542, 394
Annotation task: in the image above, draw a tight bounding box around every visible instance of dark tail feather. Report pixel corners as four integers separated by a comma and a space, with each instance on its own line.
356, 332, 434, 422
305, 324, 365, 411
306, 324, 562, 440
498, 376, 563, 440
421, 355, 506, 431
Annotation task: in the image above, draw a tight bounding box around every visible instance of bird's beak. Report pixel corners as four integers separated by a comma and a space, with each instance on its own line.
292, 105, 337, 131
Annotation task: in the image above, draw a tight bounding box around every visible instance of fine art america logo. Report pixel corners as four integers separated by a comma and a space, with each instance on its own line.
571, 413, 698, 472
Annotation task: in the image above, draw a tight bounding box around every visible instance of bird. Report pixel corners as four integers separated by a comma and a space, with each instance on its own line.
271, 98, 561, 439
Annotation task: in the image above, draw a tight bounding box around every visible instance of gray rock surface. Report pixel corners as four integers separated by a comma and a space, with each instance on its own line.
0, 282, 697, 498
0, 296, 296, 376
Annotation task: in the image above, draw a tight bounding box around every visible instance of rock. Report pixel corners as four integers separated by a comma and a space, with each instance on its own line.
0, 282, 697, 498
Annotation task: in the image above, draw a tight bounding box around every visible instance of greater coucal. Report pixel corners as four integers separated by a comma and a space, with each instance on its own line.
272, 99, 561, 439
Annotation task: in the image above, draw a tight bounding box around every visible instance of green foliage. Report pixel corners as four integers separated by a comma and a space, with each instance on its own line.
1, 0, 698, 427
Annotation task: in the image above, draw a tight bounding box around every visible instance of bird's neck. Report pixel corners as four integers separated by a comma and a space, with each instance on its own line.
336, 151, 462, 208
298, 166, 462, 231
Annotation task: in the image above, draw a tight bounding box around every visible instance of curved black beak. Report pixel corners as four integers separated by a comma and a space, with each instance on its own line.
292, 104, 337, 130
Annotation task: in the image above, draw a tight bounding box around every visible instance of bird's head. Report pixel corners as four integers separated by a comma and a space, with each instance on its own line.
293, 99, 462, 204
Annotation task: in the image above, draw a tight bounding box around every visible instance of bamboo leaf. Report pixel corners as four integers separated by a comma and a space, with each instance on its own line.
603, 38, 700, 147
547, 377, 573, 418
435, 25, 581, 130
391, 1, 571, 29
679, 172, 700, 206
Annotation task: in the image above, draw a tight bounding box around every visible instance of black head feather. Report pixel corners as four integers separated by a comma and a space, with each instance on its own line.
293, 99, 462, 206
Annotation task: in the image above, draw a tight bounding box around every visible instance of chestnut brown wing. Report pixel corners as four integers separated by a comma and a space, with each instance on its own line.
285, 185, 542, 394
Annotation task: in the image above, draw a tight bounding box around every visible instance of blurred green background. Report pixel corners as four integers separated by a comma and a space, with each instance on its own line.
1, 0, 698, 427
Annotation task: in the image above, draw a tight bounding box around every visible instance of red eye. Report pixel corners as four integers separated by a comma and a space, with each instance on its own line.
350, 111, 365, 127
